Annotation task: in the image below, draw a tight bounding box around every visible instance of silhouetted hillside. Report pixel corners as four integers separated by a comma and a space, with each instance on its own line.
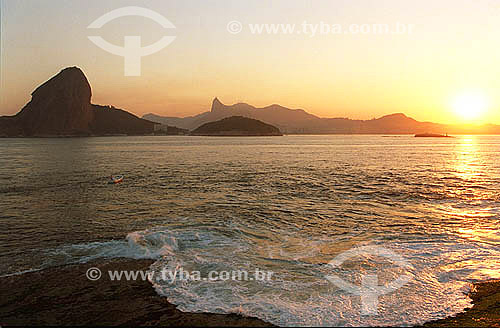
0, 67, 156, 137
90, 105, 157, 135
191, 116, 282, 136
144, 97, 319, 133
5, 67, 94, 136
145, 98, 500, 135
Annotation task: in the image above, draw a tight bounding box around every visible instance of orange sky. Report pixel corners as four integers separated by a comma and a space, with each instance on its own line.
1, 0, 499, 124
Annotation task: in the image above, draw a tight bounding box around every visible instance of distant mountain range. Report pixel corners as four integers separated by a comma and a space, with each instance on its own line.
144, 98, 500, 135
3, 67, 500, 137
0, 67, 158, 137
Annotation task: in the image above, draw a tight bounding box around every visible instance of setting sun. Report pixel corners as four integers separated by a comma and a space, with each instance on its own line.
452, 91, 489, 121
2, 1, 500, 327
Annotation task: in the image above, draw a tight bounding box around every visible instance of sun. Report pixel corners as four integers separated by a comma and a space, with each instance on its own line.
452, 91, 489, 121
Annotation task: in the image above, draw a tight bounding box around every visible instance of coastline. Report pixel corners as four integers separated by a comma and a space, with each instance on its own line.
423, 279, 500, 327
0, 259, 271, 327
1, 259, 498, 327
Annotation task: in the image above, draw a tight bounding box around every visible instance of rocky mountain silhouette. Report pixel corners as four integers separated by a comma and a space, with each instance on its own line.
4, 69, 500, 137
144, 98, 500, 135
0, 67, 156, 137
144, 98, 319, 133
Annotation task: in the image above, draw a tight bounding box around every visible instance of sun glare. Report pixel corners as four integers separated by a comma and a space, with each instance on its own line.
452, 91, 489, 121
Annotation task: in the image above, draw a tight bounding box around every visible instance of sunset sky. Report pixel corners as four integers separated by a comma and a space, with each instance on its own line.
1, 0, 499, 124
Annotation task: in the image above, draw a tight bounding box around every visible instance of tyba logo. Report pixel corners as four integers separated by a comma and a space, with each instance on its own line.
325, 245, 413, 315
88, 7, 176, 76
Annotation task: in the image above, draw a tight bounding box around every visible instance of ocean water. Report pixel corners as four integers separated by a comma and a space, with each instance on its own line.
1, 135, 499, 326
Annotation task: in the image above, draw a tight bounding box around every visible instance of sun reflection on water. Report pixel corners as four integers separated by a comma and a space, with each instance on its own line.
453, 136, 480, 179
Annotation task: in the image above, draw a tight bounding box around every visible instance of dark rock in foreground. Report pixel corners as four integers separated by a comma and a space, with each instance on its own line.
191, 116, 282, 136
423, 280, 500, 327
0, 67, 156, 137
0, 259, 272, 326
1, 259, 497, 326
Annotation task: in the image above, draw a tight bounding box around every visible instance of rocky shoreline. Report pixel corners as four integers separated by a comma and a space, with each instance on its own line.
423, 279, 500, 327
0, 259, 270, 326
1, 259, 498, 326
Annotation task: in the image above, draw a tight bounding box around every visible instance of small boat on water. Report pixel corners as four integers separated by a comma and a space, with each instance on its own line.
110, 175, 124, 184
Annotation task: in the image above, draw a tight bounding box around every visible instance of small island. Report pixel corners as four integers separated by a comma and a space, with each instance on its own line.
415, 133, 454, 138
190, 116, 283, 136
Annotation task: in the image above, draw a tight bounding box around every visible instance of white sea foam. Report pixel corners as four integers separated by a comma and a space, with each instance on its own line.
14, 230, 181, 273
140, 228, 500, 326
24, 226, 500, 327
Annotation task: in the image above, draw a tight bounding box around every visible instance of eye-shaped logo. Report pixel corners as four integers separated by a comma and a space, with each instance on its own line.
88, 6, 176, 76
326, 245, 412, 315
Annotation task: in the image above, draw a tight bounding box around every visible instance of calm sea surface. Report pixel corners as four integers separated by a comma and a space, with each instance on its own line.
1, 135, 499, 326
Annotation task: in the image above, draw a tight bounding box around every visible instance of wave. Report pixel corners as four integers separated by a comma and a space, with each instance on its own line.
13, 225, 497, 327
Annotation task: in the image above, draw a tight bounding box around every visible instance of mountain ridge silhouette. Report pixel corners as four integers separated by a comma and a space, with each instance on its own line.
144, 98, 500, 134
0, 67, 157, 137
